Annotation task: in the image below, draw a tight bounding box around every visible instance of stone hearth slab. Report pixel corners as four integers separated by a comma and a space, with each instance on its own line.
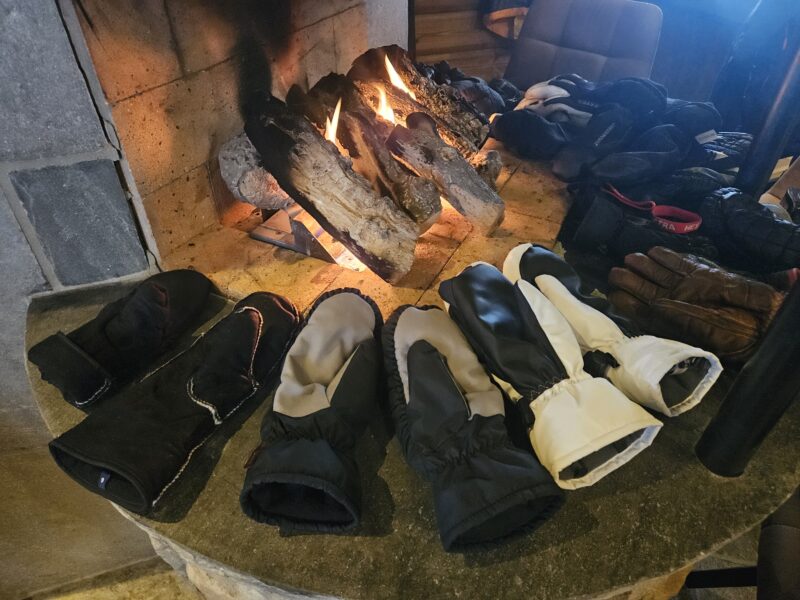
10, 160, 148, 286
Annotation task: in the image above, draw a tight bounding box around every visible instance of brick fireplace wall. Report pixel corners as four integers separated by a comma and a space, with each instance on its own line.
74, 0, 409, 262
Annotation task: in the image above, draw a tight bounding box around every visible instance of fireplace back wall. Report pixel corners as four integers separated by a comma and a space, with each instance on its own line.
74, 0, 408, 261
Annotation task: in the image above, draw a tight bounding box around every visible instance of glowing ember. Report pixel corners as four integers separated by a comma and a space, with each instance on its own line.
385, 55, 416, 99
324, 98, 342, 143
377, 86, 395, 124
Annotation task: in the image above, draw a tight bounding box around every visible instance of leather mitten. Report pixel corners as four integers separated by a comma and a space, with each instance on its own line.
439, 263, 662, 489
49, 292, 300, 515
28, 270, 213, 410
608, 246, 785, 363
241, 290, 382, 533
384, 305, 564, 550
505, 244, 723, 416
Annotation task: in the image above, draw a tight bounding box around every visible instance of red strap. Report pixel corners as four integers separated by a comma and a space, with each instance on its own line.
604, 185, 702, 234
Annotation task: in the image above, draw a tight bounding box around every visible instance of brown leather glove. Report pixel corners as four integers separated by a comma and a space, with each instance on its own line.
608, 246, 784, 363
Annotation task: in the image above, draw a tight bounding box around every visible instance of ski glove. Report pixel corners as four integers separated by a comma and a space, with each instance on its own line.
504, 244, 723, 416
608, 247, 784, 363
29, 270, 213, 410
49, 292, 299, 515
384, 305, 564, 550
439, 263, 662, 489
241, 290, 382, 533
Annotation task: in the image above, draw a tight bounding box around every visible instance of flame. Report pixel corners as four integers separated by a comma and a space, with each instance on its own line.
385, 55, 416, 100
376, 86, 395, 124
324, 98, 342, 143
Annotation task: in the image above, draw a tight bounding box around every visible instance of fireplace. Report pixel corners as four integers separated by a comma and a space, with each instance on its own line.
23, 0, 563, 315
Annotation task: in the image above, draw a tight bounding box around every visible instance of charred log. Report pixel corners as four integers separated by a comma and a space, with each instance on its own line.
469, 148, 503, 191
348, 45, 488, 155
387, 113, 505, 235
245, 97, 418, 283
288, 76, 441, 231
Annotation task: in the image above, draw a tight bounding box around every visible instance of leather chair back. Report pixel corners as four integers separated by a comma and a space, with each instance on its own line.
505, 0, 663, 90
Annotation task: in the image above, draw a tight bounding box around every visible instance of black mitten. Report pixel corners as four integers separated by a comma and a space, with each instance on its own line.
49, 292, 300, 514
489, 110, 572, 159
28, 270, 213, 410
384, 305, 564, 550
241, 289, 382, 533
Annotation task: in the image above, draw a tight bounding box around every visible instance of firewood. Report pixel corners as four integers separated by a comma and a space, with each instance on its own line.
245, 97, 418, 283
287, 76, 441, 231
348, 45, 488, 155
387, 113, 504, 235
469, 148, 503, 190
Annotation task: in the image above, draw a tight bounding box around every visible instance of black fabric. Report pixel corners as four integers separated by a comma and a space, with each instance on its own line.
552, 104, 638, 182
383, 305, 563, 551
489, 110, 573, 159
28, 270, 213, 410
489, 78, 523, 112
619, 167, 734, 211
49, 292, 299, 515
682, 131, 752, 173
439, 263, 567, 401
567, 188, 719, 260
699, 188, 800, 273
590, 125, 692, 186
241, 289, 382, 534
663, 99, 722, 138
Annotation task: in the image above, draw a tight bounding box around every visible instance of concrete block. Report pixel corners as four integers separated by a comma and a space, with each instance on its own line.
10, 160, 148, 286
74, 0, 183, 103
0, 0, 106, 161
143, 166, 219, 256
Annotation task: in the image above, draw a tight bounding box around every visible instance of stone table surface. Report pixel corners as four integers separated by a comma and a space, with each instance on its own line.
25, 147, 800, 599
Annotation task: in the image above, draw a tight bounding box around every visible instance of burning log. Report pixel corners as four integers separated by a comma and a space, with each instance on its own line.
387, 113, 505, 235
244, 97, 418, 283
287, 75, 441, 231
218, 133, 294, 210
348, 45, 489, 157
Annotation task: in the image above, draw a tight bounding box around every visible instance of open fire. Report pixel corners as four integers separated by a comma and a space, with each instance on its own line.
235, 46, 504, 284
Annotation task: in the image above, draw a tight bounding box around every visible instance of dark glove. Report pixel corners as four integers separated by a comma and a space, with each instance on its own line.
608, 247, 785, 363
489, 109, 572, 159
699, 187, 800, 272
504, 244, 723, 416
439, 263, 661, 489
569, 189, 719, 259
49, 292, 300, 515
28, 270, 213, 410
241, 290, 382, 533
384, 304, 564, 550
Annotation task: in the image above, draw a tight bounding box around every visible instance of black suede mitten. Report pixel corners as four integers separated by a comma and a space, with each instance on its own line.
28, 270, 213, 410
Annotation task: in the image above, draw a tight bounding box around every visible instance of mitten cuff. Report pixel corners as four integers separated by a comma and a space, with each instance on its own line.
433, 444, 564, 551
607, 336, 723, 416
241, 438, 360, 534
529, 375, 662, 489
28, 332, 113, 409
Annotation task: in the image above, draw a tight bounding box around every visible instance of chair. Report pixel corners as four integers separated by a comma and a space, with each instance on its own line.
504, 0, 663, 91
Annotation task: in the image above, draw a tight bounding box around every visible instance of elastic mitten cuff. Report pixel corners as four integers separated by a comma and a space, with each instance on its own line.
529, 375, 662, 490
606, 335, 722, 416
432, 442, 564, 551
241, 437, 360, 534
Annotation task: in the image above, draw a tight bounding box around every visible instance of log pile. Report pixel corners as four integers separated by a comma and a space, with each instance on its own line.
287, 74, 442, 231
232, 44, 508, 282
244, 97, 418, 284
